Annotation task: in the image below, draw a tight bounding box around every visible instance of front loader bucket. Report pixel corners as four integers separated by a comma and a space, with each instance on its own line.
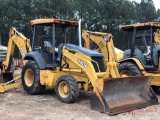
91, 76, 158, 115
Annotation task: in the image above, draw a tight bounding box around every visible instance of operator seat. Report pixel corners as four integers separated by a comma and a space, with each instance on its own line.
42, 41, 53, 64
123, 47, 146, 64
44, 41, 53, 52
56, 43, 65, 63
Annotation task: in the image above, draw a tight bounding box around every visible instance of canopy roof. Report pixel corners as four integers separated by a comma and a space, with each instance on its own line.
30, 18, 78, 27
120, 22, 160, 31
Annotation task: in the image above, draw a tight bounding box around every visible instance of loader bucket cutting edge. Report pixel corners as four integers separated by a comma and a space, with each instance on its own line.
90, 76, 158, 115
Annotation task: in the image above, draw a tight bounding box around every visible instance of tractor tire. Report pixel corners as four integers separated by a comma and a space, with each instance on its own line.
22, 60, 45, 95
55, 75, 79, 103
118, 62, 142, 77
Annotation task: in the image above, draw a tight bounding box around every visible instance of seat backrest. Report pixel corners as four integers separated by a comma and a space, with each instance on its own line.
123, 48, 146, 64
44, 41, 53, 51
56, 43, 65, 62
133, 48, 146, 64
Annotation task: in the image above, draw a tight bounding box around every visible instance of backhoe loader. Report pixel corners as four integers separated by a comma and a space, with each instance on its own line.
118, 22, 160, 92
0, 27, 31, 92
21, 18, 158, 115
82, 30, 124, 62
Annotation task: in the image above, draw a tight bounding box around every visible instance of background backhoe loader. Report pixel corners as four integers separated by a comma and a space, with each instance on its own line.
20, 18, 158, 115
0, 27, 31, 92
118, 22, 160, 93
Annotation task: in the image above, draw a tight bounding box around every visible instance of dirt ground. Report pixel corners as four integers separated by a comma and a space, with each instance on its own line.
0, 68, 160, 120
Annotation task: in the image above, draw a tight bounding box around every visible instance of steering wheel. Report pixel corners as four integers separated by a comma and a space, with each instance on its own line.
33, 46, 42, 51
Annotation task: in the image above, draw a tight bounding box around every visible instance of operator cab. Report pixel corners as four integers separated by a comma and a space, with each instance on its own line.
120, 22, 160, 70
31, 18, 79, 68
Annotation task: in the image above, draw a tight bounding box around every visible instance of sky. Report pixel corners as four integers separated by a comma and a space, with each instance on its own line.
131, 0, 160, 10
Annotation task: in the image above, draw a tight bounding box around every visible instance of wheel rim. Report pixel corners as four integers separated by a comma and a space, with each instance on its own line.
120, 70, 132, 77
24, 69, 34, 87
58, 81, 69, 98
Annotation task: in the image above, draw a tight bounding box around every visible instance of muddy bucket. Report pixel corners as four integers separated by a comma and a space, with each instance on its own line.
0, 72, 13, 84
91, 76, 158, 115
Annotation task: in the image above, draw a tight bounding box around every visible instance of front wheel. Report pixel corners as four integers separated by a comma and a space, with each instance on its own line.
22, 60, 45, 95
118, 62, 142, 77
55, 75, 79, 103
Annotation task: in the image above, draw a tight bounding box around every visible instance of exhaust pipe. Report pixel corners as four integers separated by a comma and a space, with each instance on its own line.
78, 19, 82, 47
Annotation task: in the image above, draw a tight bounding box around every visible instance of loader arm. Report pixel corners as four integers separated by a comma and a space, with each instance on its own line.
2, 27, 32, 72
82, 30, 120, 78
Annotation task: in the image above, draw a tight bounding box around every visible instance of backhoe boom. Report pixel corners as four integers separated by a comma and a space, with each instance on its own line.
2, 27, 31, 71
0, 27, 31, 92
82, 30, 121, 78
82, 30, 123, 62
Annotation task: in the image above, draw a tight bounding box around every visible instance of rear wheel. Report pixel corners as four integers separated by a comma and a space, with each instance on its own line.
118, 62, 142, 77
22, 60, 45, 95
55, 75, 79, 103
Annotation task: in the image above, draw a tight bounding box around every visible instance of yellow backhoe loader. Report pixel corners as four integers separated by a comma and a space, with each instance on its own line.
118, 22, 160, 93
20, 18, 158, 115
0, 27, 31, 92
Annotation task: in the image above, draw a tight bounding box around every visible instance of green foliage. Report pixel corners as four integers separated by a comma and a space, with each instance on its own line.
0, 0, 159, 51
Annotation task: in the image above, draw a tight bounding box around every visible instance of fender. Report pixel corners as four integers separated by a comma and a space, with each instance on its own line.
118, 58, 145, 70
24, 51, 46, 69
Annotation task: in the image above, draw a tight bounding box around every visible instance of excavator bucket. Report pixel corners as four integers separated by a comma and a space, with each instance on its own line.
91, 76, 158, 115
1, 73, 13, 83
